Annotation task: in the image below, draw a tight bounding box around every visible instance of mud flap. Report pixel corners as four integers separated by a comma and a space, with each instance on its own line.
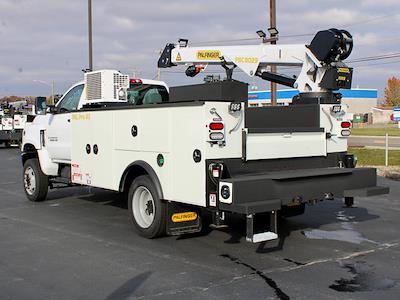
166, 202, 202, 236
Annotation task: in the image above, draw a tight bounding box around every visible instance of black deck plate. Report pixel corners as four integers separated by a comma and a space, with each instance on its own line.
227, 168, 354, 182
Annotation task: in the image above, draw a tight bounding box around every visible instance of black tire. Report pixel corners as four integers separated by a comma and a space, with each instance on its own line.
23, 158, 48, 202
344, 197, 354, 208
128, 175, 166, 238
281, 203, 306, 218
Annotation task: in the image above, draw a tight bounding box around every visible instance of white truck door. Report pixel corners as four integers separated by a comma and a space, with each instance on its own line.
46, 84, 84, 162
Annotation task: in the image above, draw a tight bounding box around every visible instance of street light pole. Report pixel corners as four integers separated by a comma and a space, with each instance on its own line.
33, 80, 55, 105
88, 0, 93, 71
51, 81, 55, 105
157, 49, 162, 81
270, 0, 277, 106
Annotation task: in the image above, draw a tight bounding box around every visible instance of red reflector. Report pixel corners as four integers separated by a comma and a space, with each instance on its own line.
341, 121, 351, 128
209, 122, 224, 130
212, 169, 220, 177
130, 79, 143, 84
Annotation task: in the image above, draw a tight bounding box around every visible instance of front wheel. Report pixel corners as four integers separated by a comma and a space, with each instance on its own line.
128, 175, 166, 238
23, 158, 49, 202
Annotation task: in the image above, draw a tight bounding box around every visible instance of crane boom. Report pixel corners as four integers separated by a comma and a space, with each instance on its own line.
158, 29, 354, 93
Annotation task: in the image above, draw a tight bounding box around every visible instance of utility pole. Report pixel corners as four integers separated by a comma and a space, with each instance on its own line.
88, 0, 93, 71
269, 0, 277, 106
157, 49, 162, 80
51, 81, 55, 105
157, 68, 161, 81
132, 69, 141, 78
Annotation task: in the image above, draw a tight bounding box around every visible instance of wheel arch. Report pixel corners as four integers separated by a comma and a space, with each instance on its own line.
21, 143, 38, 166
119, 161, 164, 200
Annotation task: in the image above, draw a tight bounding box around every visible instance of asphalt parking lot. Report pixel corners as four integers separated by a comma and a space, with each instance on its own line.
0, 147, 399, 300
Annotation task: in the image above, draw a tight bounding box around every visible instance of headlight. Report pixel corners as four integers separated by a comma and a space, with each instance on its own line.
332, 105, 342, 113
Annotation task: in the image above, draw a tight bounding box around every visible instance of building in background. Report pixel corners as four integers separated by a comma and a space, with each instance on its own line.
371, 107, 393, 124
248, 89, 378, 114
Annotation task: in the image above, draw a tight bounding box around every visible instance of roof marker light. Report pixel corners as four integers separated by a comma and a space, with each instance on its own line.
130, 79, 143, 84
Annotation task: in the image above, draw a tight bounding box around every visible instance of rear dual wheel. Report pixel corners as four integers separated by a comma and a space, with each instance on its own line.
128, 175, 166, 238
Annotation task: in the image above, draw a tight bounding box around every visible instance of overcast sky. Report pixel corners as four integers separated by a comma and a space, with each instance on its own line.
1, 0, 399, 97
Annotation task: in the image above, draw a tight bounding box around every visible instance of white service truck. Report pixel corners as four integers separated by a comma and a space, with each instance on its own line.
0, 101, 33, 147
22, 29, 389, 243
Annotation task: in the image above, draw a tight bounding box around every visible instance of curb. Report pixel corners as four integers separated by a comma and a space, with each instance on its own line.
376, 168, 400, 181
351, 135, 400, 139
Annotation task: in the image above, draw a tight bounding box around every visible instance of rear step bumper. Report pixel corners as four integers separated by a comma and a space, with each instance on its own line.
219, 167, 389, 214
218, 167, 389, 243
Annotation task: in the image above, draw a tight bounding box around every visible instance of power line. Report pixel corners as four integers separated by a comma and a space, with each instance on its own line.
354, 59, 400, 69
280, 13, 400, 39
187, 13, 400, 45
189, 37, 259, 46
349, 52, 400, 63
279, 33, 313, 39
343, 12, 400, 28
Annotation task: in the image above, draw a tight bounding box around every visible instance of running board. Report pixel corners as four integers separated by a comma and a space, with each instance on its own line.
246, 210, 278, 243
248, 232, 278, 243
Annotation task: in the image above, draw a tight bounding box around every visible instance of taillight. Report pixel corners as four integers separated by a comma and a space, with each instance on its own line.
130, 79, 143, 84
209, 122, 224, 130
341, 121, 351, 129
209, 132, 224, 140
341, 130, 351, 137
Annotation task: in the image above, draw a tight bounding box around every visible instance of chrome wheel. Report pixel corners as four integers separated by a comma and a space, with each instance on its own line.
132, 186, 155, 229
24, 166, 36, 196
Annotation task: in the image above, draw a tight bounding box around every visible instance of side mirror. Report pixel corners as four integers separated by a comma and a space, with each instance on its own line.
47, 105, 58, 114
35, 97, 47, 115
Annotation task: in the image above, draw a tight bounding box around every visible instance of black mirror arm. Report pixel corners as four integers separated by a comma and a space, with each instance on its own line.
47, 105, 58, 114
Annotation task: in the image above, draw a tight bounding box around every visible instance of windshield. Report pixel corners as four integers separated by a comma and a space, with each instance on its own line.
127, 84, 169, 105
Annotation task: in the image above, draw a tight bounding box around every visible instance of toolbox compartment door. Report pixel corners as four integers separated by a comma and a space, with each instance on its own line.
244, 130, 326, 160
244, 103, 326, 160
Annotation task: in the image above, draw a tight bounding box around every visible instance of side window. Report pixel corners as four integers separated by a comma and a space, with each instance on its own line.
58, 84, 84, 112
143, 88, 163, 105
127, 85, 169, 106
